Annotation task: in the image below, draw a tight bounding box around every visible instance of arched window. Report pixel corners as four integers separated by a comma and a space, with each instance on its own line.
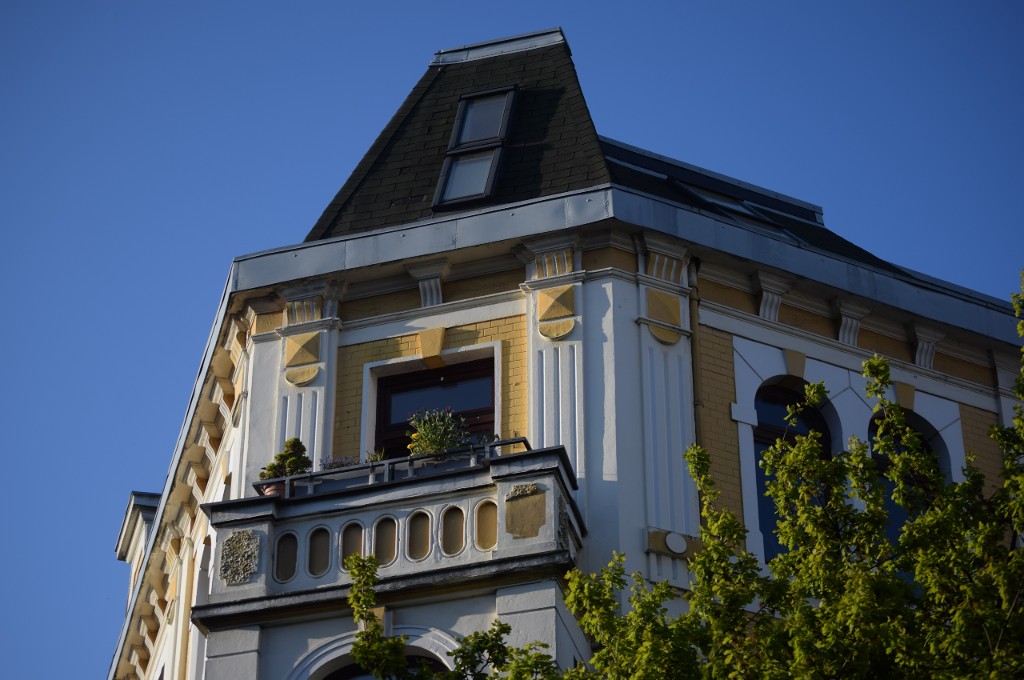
341, 522, 364, 564
373, 517, 398, 566
870, 410, 945, 546
323, 654, 448, 679
753, 386, 831, 564
407, 511, 431, 561
475, 500, 498, 551
275, 532, 299, 582
441, 506, 465, 555
308, 527, 331, 577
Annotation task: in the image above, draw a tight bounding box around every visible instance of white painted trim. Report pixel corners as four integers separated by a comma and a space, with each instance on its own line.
339, 296, 525, 347
730, 335, 968, 564
701, 303, 1002, 413
289, 625, 459, 680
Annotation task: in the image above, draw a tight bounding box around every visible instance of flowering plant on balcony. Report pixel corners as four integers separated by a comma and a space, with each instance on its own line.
406, 407, 469, 456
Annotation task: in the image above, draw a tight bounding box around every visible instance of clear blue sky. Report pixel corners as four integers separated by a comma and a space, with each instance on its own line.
1, 2, 1021, 677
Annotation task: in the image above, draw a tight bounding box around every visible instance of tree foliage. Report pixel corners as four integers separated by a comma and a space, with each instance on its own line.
345, 280, 1024, 679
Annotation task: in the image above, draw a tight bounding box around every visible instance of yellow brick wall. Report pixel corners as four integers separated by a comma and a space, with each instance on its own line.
933, 352, 996, 387
858, 328, 914, 363
445, 269, 524, 303
959, 403, 1003, 493
339, 289, 422, 323
699, 278, 758, 316
332, 316, 527, 459
581, 247, 638, 273
697, 325, 744, 518
778, 304, 836, 340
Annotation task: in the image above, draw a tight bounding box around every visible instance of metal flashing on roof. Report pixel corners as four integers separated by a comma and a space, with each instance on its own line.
601, 135, 824, 218
431, 27, 566, 65
607, 156, 668, 180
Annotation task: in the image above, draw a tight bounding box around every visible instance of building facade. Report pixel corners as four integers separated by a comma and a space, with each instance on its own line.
109, 29, 1021, 679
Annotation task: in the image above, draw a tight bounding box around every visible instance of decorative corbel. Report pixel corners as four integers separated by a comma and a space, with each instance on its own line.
832, 298, 872, 346
753, 271, 792, 322
911, 323, 944, 370
406, 259, 450, 307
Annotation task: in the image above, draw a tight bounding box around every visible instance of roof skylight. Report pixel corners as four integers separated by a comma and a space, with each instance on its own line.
434, 87, 516, 206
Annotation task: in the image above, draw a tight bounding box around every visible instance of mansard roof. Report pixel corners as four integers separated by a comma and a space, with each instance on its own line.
306, 28, 610, 241
297, 28, 1011, 323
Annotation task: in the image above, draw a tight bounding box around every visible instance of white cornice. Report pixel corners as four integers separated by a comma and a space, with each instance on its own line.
226, 185, 1014, 346
338, 291, 525, 346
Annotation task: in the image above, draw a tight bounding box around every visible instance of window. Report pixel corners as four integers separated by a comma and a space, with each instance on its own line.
373, 517, 398, 565
475, 500, 498, 550
375, 358, 495, 459
869, 411, 944, 546
308, 527, 331, 577
441, 506, 465, 555
433, 88, 515, 206
341, 522, 364, 563
274, 532, 298, 582
407, 511, 431, 561
753, 386, 831, 564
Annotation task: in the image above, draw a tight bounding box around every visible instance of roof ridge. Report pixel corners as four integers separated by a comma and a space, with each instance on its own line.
431, 27, 566, 65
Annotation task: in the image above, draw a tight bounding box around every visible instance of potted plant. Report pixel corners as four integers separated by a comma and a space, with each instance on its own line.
321, 454, 360, 470
259, 438, 312, 495
406, 407, 469, 457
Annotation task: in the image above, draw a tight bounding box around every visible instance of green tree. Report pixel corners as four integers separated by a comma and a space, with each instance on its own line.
346, 280, 1024, 679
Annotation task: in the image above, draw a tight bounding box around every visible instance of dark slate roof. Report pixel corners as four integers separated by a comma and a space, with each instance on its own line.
302, 29, 1006, 310
601, 137, 908, 277
305, 29, 610, 241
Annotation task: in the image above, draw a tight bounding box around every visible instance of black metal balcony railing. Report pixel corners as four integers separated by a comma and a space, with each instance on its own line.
252, 437, 533, 499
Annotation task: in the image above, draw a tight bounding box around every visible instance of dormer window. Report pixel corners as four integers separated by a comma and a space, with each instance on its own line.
434, 87, 516, 206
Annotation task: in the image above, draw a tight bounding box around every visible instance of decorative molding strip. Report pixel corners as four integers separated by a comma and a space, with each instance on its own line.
506, 482, 540, 500
640, 231, 687, 285
524, 234, 578, 279
518, 271, 586, 292
338, 293, 525, 345
286, 296, 323, 326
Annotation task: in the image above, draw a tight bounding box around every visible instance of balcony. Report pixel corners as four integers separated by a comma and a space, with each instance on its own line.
193, 442, 584, 630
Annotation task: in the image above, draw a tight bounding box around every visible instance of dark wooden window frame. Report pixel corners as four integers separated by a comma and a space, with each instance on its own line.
375, 358, 495, 459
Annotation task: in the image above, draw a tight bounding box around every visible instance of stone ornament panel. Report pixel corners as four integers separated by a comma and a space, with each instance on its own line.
220, 529, 260, 585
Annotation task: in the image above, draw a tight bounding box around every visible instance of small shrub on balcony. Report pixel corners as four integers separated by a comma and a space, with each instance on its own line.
259, 438, 312, 480
406, 407, 469, 456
